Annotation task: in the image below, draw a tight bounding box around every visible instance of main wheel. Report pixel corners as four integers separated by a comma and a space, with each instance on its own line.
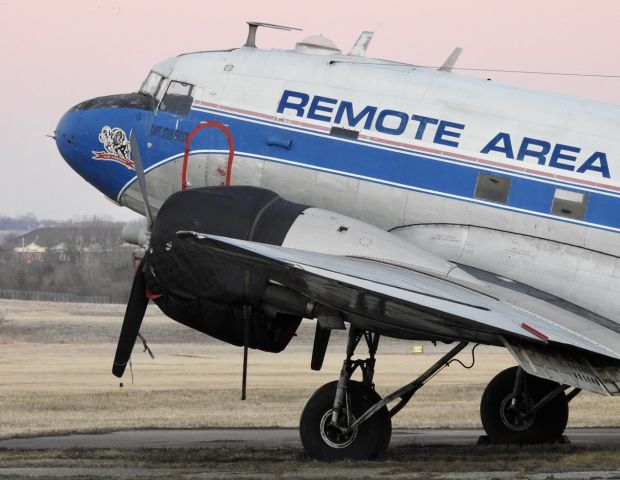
300, 380, 392, 460
480, 366, 568, 444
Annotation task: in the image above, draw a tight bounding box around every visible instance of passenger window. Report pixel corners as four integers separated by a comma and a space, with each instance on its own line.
551, 188, 587, 219
159, 80, 194, 116
474, 173, 511, 204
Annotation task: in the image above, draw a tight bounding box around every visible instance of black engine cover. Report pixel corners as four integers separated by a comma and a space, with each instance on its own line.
144, 186, 308, 352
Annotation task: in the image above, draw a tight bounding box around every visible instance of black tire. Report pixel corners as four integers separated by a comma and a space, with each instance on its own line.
300, 380, 392, 460
480, 366, 568, 444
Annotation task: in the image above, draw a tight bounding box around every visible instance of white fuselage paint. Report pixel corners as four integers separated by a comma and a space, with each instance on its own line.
119, 47, 620, 321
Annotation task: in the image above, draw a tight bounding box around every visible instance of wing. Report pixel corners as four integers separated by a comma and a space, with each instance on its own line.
178, 231, 620, 395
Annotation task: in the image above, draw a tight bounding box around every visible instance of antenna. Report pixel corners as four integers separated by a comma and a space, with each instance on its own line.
439, 47, 463, 73
348, 31, 374, 56
244, 21, 302, 48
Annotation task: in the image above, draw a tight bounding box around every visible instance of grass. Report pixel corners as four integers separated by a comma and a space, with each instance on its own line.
2, 444, 620, 479
0, 299, 618, 441
1, 301, 620, 478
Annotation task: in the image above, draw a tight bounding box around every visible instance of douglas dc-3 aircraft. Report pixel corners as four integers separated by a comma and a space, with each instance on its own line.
55, 23, 620, 459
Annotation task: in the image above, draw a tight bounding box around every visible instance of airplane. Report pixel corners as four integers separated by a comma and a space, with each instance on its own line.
54, 22, 620, 460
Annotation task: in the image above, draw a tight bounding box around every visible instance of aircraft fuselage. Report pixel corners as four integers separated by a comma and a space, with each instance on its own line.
55, 46, 620, 320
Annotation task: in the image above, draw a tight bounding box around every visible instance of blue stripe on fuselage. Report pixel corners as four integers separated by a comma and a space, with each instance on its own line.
79, 105, 620, 232
194, 105, 618, 197
186, 107, 620, 231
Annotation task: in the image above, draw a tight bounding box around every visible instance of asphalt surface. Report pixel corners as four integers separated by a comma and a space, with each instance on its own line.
1, 427, 619, 450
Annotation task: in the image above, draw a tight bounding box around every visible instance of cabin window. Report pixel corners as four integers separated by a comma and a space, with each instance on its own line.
159, 80, 194, 116
139, 71, 164, 98
474, 173, 511, 204
551, 188, 587, 219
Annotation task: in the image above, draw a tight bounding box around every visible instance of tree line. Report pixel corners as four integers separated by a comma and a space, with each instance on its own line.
0, 215, 142, 303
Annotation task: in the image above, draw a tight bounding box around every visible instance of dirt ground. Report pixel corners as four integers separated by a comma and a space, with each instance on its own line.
2, 444, 620, 479
0, 299, 618, 440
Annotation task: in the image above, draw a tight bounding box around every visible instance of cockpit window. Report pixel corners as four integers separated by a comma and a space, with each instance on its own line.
159, 80, 194, 116
140, 71, 164, 97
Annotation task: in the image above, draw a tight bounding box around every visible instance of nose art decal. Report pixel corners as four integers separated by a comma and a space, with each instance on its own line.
92, 126, 135, 170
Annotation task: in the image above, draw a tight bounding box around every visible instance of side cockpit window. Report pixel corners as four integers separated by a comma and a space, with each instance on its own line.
159, 80, 194, 116
140, 71, 164, 98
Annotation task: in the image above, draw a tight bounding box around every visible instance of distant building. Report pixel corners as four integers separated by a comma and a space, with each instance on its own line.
7, 226, 126, 263
14, 240, 46, 263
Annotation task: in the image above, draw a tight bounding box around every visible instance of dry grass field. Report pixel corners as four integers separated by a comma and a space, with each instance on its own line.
0, 299, 618, 440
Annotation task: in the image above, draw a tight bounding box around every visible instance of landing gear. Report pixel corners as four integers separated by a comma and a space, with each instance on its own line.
300, 327, 391, 460
300, 380, 391, 460
299, 322, 579, 458
480, 366, 570, 444
300, 325, 469, 460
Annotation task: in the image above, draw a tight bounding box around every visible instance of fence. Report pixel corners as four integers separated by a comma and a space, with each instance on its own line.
0, 289, 113, 304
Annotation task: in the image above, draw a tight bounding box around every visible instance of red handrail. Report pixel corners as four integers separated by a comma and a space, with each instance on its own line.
182, 121, 235, 190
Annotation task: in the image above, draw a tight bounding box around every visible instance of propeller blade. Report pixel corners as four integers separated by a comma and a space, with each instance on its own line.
112, 258, 149, 377
129, 131, 155, 229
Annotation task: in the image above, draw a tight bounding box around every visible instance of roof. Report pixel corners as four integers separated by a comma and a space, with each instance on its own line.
8, 226, 123, 248
14, 242, 46, 253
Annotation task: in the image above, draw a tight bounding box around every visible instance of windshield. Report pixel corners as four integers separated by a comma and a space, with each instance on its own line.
139, 71, 164, 97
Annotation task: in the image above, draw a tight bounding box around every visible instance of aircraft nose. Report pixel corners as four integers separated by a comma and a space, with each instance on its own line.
55, 93, 154, 201
55, 108, 83, 171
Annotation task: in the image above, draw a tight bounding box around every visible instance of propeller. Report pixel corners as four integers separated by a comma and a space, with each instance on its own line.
129, 130, 155, 229
113, 132, 154, 377
113, 257, 149, 377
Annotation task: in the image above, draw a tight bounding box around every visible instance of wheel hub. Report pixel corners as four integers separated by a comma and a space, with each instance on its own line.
500, 394, 535, 431
319, 409, 358, 449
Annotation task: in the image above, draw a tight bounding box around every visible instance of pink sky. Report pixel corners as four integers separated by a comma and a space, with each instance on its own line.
2, 0, 619, 221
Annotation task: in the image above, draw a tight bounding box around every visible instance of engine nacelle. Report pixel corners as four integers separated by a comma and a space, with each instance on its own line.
144, 186, 464, 353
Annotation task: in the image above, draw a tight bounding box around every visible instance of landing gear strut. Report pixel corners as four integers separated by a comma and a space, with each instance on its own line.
480, 366, 572, 444
300, 326, 469, 460
300, 326, 390, 460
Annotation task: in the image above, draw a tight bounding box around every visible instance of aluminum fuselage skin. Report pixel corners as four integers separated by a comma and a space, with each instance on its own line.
55, 46, 620, 321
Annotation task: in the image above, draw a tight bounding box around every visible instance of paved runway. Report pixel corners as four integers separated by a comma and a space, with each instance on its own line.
1, 427, 619, 450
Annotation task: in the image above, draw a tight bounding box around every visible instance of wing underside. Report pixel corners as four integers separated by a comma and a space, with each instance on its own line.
179, 232, 620, 395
